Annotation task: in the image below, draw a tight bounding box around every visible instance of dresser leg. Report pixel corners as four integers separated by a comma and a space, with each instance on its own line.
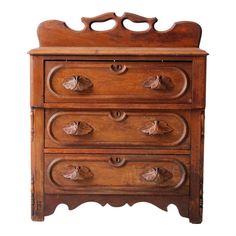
31, 190, 45, 221
31, 108, 45, 221
32, 216, 44, 221
189, 214, 202, 224
189, 110, 204, 224
31, 213, 44, 221
189, 196, 203, 224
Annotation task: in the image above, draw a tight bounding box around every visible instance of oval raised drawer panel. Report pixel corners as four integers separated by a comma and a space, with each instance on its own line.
45, 110, 189, 148
45, 61, 191, 103
45, 154, 189, 194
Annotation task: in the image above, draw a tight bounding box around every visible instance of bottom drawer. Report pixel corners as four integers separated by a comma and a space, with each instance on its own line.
45, 154, 189, 195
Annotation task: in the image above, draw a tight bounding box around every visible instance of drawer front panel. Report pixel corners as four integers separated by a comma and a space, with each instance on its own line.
45, 110, 190, 149
45, 61, 192, 103
45, 154, 189, 195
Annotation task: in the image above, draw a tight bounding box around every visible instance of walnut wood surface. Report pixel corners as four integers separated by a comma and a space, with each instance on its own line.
45, 61, 191, 104
37, 12, 202, 47
31, 109, 44, 221
45, 154, 189, 194
29, 47, 207, 56
30, 12, 207, 223
44, 194, 189, 219
45, 110, 190, 149
44, 148, 191, 155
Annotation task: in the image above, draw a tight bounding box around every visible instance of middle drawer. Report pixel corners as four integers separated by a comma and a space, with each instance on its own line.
45, 110, 190, 149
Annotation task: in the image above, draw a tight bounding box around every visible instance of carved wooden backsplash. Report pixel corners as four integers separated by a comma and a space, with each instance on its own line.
37, 12, 202, 47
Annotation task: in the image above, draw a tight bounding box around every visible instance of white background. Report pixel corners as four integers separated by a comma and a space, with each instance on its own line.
0, 0, 235, 235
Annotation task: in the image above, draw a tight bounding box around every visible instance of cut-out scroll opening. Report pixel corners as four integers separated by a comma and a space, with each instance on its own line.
90, 19, 116, 31
123, 19, 150, 31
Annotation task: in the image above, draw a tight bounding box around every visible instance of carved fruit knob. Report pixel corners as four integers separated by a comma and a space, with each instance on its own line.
141, 167, 173, 184
143, 75, 174, 90
63, 121, 93, 136
62, 165, 94, 181
141, 120, 173, 135
62, 75, 93, 92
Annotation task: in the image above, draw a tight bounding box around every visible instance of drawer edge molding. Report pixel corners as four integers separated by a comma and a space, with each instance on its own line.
46, 64, 63, 98
46, 63, 190, 101
46, 157, 187, 192
46, 111, 189, 147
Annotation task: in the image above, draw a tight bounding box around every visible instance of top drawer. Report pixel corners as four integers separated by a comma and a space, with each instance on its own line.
45, 61, 192, 104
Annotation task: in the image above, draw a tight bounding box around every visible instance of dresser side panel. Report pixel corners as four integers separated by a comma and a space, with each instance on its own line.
192, 56, 207, 108
31, 108, 45, 221
189, 110, 204, 223
30, 56, 44, 107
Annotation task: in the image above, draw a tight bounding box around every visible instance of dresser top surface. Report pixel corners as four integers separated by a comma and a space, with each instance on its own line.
29, 47, 208, 56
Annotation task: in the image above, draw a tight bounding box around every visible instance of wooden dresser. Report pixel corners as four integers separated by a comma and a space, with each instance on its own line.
29, 12, 207, 223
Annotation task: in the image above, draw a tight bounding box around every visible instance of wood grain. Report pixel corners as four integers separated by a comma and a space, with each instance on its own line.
44, 194, 189, 219
189, 110, 204, 223
30, 12, 207, 223
29, 47, 208, 56
37, 12, 202, 47
45, 110, 190, 149
45, 154, 189, 195
30, 56, 44, 107
44, 148, 191, 155
31, 109, 44, 221
45, 61, 191, 104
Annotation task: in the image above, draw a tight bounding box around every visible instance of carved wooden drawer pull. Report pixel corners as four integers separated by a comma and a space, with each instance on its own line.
108, 157, 126, 168
141, 167, 173, 184
63, 121, 93, 136
141, 120, 173, 135
143, 75, 174, 91
62, 75, 93, 92
110, 64, 127, 74
62, 165, 94, 181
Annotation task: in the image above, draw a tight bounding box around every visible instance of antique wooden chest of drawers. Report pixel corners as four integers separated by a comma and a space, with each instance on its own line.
29, 12, 207, 223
